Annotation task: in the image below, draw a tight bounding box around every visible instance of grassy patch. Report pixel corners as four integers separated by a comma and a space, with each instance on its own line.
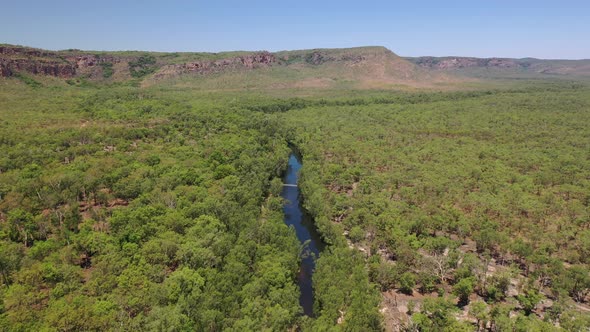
14, 72, 42, 88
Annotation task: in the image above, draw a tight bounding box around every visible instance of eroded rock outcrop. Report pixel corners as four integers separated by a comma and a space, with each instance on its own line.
0, 46, 125, 78
0, 59, 76, 78
294, 51, 366, 66
306, 51, 332, 65
154, 52, 276, 79
412, 56, 521, 69
0, 46, 77, 77
68, 54, 121, 69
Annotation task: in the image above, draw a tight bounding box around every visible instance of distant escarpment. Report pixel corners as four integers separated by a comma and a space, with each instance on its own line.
0, 45, 130, 79
0, 45, 388, 81
411, 56, 523, 70
407, 56, 590, 77
3, 44, 590, 89
152, 50, 372, 80
145, 46, 451, 90
0, 44, 453, 89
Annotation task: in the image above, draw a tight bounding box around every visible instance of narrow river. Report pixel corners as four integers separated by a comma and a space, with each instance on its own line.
281, 152, 325, 317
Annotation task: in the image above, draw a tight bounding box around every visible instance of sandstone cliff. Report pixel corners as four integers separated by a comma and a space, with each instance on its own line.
407, 56, 590, 77
153, 52, 276, 79
0, 45, 127, 79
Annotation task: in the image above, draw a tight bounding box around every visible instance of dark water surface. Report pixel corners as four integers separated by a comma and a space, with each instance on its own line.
281, 153, 325, 316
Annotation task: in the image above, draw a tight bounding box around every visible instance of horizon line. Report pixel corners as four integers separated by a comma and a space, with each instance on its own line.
2, 42, 589, 61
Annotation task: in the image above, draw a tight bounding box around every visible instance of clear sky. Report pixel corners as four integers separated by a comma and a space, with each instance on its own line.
1, 0, 589, 59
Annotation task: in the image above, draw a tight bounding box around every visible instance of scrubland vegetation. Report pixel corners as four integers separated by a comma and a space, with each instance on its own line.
0, 75, 589, 331
283, 83, 590, 331
0, 82, 303, 331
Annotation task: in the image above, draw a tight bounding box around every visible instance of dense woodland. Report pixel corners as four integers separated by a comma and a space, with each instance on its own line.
0, 82, 305, 331
0, 76, 589, 331
0, 79, 382, 331
284, 83, 590, 331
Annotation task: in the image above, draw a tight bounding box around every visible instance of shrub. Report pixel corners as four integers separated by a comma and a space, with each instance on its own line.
349, 226, 364, 243
399, 272, 416, 295
453, 277, 475, 306
100, 62, 114, 78
128, 54, 157, 78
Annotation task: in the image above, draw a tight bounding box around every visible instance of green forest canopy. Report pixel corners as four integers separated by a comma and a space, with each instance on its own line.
0, 78, 589, 331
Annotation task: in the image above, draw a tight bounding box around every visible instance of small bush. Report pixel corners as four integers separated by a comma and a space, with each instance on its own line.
129, 54, 157, 78
349, 226, 364, 243
100, 62, 114, 78
399, 272, 416, 295
453, 277, 475, 306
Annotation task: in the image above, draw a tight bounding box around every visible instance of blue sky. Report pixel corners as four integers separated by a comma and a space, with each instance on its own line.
1, 0, 589, 59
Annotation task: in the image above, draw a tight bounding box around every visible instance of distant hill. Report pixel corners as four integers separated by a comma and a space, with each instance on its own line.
406, 56, 590, 79
0, 44, 453, 90
146, 46, 462, 90
3, 44, 589, 90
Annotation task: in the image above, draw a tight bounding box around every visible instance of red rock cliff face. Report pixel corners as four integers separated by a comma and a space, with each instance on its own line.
67, 54, 121, 69
0, 46, 124, 78
0, 46, 75, 78
154, 52, 276, 79
0, 59, 76, 78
